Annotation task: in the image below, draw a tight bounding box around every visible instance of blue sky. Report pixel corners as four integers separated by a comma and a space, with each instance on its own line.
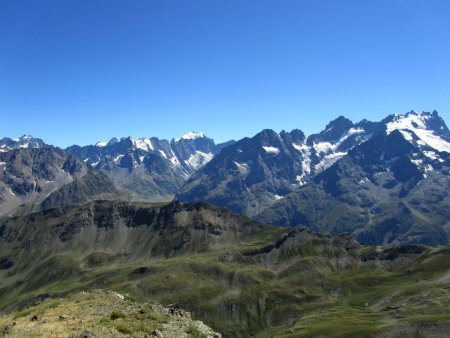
1, 0, 450, 147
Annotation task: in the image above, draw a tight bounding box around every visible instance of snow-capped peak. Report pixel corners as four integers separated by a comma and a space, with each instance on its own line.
0, 135, 46, 150
131, 138, 153, 151
12, 134, 33, 142
20, 134, 33, 140
386, 111, 450, 153
176, 131, 205, 142
95, 141, 107, 147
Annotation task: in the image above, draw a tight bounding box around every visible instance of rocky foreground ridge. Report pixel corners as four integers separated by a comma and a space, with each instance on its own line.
0, 289, 221, 338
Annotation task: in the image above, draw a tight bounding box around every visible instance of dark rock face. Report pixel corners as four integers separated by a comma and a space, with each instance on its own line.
258, 131, 450, 245
40, 170, 119, 211
65, 133, 235, 202
306, 116, 354, 145
361, 244, 427, 261
0, 148, 118, 215
0, 200, 269, 265
176, 123, 374, 216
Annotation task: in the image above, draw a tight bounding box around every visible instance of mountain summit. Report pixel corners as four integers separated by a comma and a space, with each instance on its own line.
0, 135, 47, 152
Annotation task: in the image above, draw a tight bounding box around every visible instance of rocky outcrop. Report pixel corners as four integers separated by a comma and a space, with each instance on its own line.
0, 289, 221, 338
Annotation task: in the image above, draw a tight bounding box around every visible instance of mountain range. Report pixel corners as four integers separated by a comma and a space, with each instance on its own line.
65, 132, 234, 201
0, 147, 118, 216
175, 111, 450, 245
1, 110, 450, 245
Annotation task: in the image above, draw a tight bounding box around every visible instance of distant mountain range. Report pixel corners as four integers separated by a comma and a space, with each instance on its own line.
1, 110, 450, 245
65, 132, 234, 201
0, 147, 118, 215
176, 110, 450, 244
0, 134, 47, 152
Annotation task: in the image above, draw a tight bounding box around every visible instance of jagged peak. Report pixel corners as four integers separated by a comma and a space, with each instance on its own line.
107, 137, 120, 146
9, 134, 35, 142
323, 115, 354, 132
175, 131, 206, 142
384, 110, 450, 153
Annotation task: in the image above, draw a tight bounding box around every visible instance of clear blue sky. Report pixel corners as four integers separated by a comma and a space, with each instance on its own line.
1, 0, 450, 147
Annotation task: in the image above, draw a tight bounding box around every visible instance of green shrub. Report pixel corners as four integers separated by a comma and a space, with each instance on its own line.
111, 311, 126, 320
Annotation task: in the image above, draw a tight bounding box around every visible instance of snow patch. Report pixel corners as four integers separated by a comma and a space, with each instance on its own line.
296, 175, 307, 186
263, 146, 280, 155
95, 141, 107, 147
425, 164, 434, 172
169, 150, 182, 167
313, 141, 333, 154
186, 151, 214, 170
133, 138, 153, 151
423, 151, 438, 160
234, 161, 249, 175
411, 159, 423, 166
315, 152, 347, 172
176, 131, 205, 142
159, 150, 168, 159
113, 155, 124, 163
386, 112, 450, 153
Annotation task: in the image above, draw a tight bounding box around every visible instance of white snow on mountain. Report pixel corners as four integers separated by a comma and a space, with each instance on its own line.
0, 135, 45, 151
292, 143, 312, 183
263, 146, 280, 154
132, 138, 154, 151
176, 131, 205, 142
113, 155, 124, 163
308, 128, 370, 173
186, 151, 214, 170
96, 141, 107, 147
315, 152, 347, 172
386, 111, 450, 153
234, 161, 250, 175
169, 152, 182, 167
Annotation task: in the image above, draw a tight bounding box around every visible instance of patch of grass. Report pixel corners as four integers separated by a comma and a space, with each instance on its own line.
99, 317, 111, 326
146, 307, 167, 322
404, 314, 450, 324
13, 308, 33, 319
186, 325, 208, 338
111, 311, 126, 320
115, 322, 132, 334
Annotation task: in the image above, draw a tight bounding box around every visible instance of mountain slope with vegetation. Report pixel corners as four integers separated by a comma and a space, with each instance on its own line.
0, 289, 221, 338
1, 201, 450, 337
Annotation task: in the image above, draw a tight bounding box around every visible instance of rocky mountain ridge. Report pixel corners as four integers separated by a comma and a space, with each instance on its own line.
175, 111, 450, 219
65, 132, 235, 202
0, 147, 118, 216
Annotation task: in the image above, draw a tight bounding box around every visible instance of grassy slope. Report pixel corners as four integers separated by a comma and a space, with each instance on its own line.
0, 289, 220, 337
1, 228, 450, 337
